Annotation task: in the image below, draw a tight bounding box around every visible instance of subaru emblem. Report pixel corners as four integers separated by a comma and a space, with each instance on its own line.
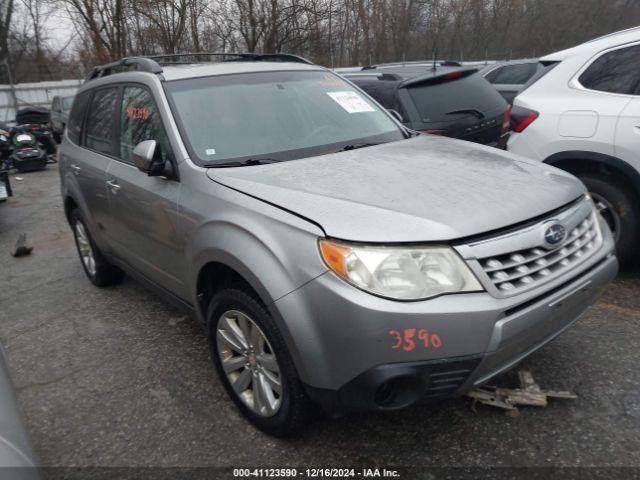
544, 223, 567, 248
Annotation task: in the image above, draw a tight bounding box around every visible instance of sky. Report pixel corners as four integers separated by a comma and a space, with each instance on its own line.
43, 4, 78, 52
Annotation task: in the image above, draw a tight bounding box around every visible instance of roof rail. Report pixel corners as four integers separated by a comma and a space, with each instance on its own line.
85, 57, 163, 81
85, 52, 314, 82
362, 60, 463, 70
343, 72, 402, 81
146, 52, 314, 65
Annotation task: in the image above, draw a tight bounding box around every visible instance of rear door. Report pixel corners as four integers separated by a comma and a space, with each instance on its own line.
71, 87, 118, 240
104, 84, 186, 298
594, 43, 640, 173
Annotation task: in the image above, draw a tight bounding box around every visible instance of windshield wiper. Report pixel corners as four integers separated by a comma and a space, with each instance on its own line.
336, 142, 381, 152
205, 158, 280, 168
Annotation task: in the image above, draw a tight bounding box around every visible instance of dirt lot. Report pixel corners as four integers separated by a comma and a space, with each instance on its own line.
1, 165, 639, 470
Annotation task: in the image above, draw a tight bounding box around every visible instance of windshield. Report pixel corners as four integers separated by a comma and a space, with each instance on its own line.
62, 96, 75, 111
164, 70, 404, 166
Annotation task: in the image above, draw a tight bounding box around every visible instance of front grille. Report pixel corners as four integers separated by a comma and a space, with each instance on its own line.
478, 209, 602, 296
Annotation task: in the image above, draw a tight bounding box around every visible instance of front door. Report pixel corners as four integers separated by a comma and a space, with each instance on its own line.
105, 85, 186, 298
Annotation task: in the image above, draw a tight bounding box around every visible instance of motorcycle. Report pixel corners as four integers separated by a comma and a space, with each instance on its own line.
4, 108, 56, 173
9, 127, 49, 173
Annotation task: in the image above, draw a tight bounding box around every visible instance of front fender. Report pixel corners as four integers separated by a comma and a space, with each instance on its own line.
186, 211, 327, 382
185, 202, 327, 318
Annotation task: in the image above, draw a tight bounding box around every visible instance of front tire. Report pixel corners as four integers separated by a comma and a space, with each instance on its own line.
578, 174, 640, 263
70, 209, 124, 287
207, 288, 314, 437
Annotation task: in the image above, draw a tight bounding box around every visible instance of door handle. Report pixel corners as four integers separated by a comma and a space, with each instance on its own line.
106, 179, 121, 194
70, 164, 81, 175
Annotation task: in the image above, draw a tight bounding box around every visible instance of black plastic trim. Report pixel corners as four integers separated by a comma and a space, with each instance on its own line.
304, 354, 482, 415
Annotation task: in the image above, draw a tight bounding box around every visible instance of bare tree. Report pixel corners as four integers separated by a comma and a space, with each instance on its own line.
0, 0, 13, 80
63, 0, 128, 62
6, 0, 640, 81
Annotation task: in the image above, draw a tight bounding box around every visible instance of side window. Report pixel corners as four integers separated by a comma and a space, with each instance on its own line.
579, 44, 640, 95
119, 86, 173, 164
67, 91, 91, 145
484, 66, 505, 84
52, 98, 59, 111
84, 87, 118, 155
486, 64, 538, 85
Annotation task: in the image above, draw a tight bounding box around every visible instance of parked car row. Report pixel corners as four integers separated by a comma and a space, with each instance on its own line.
337, 27, 640, 264
58, 51, 617, 437
508, 26, 640, 263
342, 63, 511, 148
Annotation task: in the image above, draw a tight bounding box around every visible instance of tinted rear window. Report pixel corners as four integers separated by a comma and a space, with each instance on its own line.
406, 73, 505, 123
579, 44, 640, 95
67, 91, 91, 144
485, 63, 539, 85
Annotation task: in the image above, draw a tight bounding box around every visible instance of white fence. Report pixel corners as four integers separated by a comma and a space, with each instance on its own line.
0, 79, 83, 122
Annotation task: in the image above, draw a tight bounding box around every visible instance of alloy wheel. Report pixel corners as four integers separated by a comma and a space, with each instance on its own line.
75, 221, 96, 276
216, 310, 283, 417
591, 192, 621, 243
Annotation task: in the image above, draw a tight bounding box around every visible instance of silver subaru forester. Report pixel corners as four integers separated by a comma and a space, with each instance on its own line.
59, 53, 617, 436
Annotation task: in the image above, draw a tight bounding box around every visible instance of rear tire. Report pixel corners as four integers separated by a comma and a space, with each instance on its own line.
70, 209, 124, 287
207, 288, 315, 437
578, 174, 640, 263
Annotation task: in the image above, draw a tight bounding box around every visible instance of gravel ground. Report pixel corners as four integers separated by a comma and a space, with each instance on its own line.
0, 165, 639, 471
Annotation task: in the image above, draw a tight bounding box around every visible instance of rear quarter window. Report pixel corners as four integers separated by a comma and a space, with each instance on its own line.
578, 44, 640, 95
406, 73, 506, 123
67, 91, 91, 145
485, 63, 539, 85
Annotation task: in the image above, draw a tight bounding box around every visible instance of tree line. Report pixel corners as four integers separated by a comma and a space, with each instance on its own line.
1, 0, 639, 83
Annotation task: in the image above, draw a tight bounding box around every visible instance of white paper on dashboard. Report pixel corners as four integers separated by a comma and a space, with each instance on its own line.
327, 91, 376, 114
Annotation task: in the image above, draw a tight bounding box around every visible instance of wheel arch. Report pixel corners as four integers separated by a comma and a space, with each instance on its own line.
193, 253, 313, 384
63, 195, 79, 224
195, 257, 273, 323
543, 151, 640, 198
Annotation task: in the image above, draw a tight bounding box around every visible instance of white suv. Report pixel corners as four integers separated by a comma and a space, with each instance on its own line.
508, 27, 640, 262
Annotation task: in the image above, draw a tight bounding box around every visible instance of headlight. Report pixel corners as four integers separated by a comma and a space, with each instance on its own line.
319, 239, 483, 300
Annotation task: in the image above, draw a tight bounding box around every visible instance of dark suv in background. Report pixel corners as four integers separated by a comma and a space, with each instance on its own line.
341, 63, 511, 147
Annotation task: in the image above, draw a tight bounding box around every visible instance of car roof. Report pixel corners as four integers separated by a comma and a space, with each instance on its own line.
159, 61, 324, 81
541, 26, 640, 61
83, 60, 325, 86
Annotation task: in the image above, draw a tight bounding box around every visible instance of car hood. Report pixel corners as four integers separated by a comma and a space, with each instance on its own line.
206, 136, 585, 242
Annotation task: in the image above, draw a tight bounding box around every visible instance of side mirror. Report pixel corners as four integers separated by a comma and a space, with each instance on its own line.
132, 140, 164, 176
387, 109, 404, 123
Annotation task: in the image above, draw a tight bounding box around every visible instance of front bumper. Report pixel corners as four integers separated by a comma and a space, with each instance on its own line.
273, 243, 617, 414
